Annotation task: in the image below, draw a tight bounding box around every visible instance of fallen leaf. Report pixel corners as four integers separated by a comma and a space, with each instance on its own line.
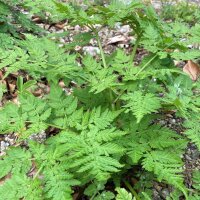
33, 88, 42, 97
12, 97, 20, 105
59, 80, 65, 88
8, 83, 16, 93
0, 173, 11, 186
183, 60, 200, 81
106, 35, 129, 45
55, 23, 66, 29
32, 16, 43, 23
0, 70, 3, 79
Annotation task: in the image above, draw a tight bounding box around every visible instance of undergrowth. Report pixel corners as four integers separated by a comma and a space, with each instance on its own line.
0, 0, 200, 199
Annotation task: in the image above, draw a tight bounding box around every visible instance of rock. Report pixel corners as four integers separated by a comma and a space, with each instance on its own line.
154, 183, 162, 192
0, 141, 9, 152
118, 25, 131, 34
74, 25, 81, 32
185, 154, 192, 161
191, 149, 200, 160
170, 119, 176, 124
159, 120, 166, 125
83, 46, 100, 56
29, 131, 46, 143
59, 38, 65, 43
118, 0, 132, 5
161, 188, 170, 199
153, 190, 160, 200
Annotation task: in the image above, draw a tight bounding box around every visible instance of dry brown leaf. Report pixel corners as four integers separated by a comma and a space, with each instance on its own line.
59, 80, 65, 88
0, 71, 3, 79
183, 60, 200, 81
12, 97, 20, 105
32, 16, 43, 23
8, 83, 16, 93
106, 35, 129, 45
55, 23, 66, 29
0, 173, 11, 186
33, 88, 43, 97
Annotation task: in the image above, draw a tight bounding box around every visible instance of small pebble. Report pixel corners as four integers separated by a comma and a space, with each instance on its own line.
159, 120, 166, 125
29, 131, 46, 143
185, 154, 192, 161
191, 150, 200, 160
74, 25, 81, 32
0, 141, 9, 152
170, 119, 176, 124
83, 46, 100, 56
161, 188, 170, 199
119, 25, 131, 33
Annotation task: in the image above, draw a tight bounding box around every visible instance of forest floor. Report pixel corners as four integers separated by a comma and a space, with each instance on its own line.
0, 1, 200, 199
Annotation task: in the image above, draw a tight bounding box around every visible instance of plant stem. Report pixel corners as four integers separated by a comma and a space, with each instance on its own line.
33, 165, 43, 180
97, 34, 107, 69
90, 25, 116, 110
130, 35, 141, 62
124, 180, 141, 200
108, 89, 115, 110
135, 54, 158, 77
113, 90, 125, 104
87, 24, 107, 69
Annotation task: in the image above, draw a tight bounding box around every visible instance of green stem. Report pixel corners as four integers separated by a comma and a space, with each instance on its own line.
109, 89, 115, 110
130, 35, 141, 62
124, 180, 141, 200
113, 89, 125, 104
113, 53, 157, 104
87, 24, 107, 69
134, 40, 177, 77
134, 54, 158, 77
33, 165, 43, 180
89, 25, 115, 111
97, 34, 107, 69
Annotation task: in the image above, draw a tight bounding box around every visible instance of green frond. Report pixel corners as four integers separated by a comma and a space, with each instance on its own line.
184, 118, 200, 150
171, 50, 200, 60
122, 91, 161, 123
115, 188, 133, 200
0, 174, 42, 200
0, 147, 32, 178
192, 170, 200, 190
74, 87, 108, 108
142, 150, 187, 196
0, 37, 80, 81
94, 191, 115, 200
48, 129, 125, 181
123, 123, 187, 164
44, 165, 79, 200
189, 195, 200, 200
0, 103, 24, 134
85, 107, 122, 130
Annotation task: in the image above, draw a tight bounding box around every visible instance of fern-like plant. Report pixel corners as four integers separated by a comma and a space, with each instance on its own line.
0, 0, 199, 199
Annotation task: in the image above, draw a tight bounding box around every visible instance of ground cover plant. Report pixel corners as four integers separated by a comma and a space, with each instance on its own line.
0, 0, 200, 199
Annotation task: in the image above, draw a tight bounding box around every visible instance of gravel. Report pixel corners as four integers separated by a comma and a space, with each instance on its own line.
29, 130, 47, 143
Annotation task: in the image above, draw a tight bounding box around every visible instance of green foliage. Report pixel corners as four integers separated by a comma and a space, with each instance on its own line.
184, 118, 200, 150
160, 1, 200, 24
0, 0, 200, 199
116, 188, 134, 200
185, 170, 200, 199
0, 0, 41, 35
0, 36, 80, 81
122, 91, 161, 123
0, 93, 50, 137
